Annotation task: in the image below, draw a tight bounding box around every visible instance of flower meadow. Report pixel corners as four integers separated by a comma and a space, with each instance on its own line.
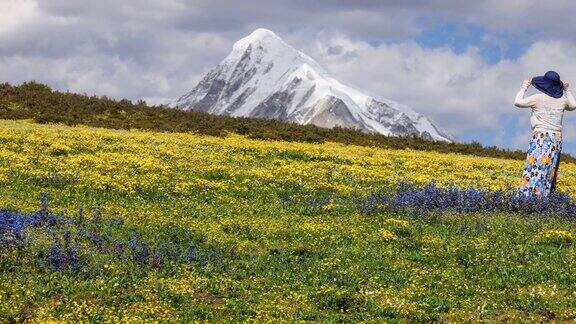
3, 119, 576, 321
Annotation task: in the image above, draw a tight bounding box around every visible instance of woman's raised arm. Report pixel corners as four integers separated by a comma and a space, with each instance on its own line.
514, 79, 537, 108
564, 82, 576, 110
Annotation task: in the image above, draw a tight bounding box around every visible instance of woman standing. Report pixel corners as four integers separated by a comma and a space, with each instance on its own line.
514, 71, 576, 198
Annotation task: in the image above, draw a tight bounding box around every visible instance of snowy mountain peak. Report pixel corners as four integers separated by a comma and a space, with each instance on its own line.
231, 28, 292, 60
228, 28, 327, 77
174, 29, 456, 142
233, 28, 283, 49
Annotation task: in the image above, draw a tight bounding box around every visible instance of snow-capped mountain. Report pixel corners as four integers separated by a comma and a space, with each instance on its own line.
173, 28, 455, 142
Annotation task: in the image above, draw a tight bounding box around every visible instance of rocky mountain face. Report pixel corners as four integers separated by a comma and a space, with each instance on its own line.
173, 28, 455, 142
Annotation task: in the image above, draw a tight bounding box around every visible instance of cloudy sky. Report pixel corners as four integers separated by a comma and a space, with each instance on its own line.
3, 0, 576, 152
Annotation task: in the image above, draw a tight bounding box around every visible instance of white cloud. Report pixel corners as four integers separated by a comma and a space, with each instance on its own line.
0, 0, 78, 39
0, 0, 38, 36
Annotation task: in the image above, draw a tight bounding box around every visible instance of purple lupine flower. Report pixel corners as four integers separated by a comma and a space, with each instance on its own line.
46, 239, 81, 272
63, 230, 71, 246
0, 209, 26, 247
84, 227, 109, 253
359, 181, 576, 218
129, 239, 150, 264
151, 255, 160, 269
182, 243, 198, 264
47, 243, 63, 271
113, 242, 124, 256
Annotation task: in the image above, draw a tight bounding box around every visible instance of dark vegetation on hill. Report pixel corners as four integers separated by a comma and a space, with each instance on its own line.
1, 81, 569, 162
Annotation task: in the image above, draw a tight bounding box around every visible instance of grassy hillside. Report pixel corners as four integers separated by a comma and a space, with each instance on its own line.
2, 119, 576, 321
2, 81, 570, 163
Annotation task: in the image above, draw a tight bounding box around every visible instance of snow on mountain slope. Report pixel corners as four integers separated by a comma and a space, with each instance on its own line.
173, 28, 456, 142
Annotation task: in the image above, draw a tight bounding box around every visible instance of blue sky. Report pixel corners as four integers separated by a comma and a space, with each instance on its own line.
3, 1, 576, 153
414, 21, 523, 63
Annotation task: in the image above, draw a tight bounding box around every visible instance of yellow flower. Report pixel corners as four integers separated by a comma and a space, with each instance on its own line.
383, 218, 410, 229
535, 229, 573, 246
377, 228, 397, 241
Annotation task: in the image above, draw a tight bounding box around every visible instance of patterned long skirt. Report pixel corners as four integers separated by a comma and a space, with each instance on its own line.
517, 130, 562, 198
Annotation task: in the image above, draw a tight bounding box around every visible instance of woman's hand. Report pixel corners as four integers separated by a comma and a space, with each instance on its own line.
522, 78, 531, 88
563, 81, 570, 90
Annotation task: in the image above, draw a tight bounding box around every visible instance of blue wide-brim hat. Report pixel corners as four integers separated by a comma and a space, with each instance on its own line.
532, 71, 564, 98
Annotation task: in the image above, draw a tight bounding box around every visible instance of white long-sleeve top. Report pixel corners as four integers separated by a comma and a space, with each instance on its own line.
514, 80, 576, 133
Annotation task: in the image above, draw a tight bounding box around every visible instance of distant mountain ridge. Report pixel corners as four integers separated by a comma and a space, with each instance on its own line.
173, 28, 455, 141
